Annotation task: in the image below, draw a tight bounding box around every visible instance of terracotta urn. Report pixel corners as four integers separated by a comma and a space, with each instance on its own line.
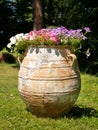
18, 46, 81, 117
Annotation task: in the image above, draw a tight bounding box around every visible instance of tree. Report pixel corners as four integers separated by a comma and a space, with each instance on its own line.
32, 0, 45, 30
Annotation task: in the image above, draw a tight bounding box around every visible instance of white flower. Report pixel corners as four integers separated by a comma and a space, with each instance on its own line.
7, 43, 12, 48
7, 36, 16, 49
15, 33, 24, 40
7, 33, 26, 49
10, 36, 16, 45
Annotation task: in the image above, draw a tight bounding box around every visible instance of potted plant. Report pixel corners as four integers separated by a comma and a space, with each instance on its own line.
7, 26, 90, 117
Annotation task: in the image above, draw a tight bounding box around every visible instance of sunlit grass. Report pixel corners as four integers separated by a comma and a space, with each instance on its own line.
0, 63, 98, 130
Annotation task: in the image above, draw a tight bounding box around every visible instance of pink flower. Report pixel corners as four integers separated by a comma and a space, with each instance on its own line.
50, 36, 59, 44
26, 31, 37, 40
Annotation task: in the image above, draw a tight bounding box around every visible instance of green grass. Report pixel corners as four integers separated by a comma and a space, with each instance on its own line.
0, 63, 98, 130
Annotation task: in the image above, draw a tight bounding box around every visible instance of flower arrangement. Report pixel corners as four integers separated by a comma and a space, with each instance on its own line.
7, 26, 90, 55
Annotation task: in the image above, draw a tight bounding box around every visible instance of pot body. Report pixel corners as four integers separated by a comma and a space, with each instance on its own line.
18, 47, 81, 117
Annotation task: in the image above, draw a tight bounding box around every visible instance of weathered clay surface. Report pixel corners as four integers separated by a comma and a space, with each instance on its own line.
18, 47, 81, 117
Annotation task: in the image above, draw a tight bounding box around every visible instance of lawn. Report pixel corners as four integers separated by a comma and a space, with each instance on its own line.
0, 63, 98, 130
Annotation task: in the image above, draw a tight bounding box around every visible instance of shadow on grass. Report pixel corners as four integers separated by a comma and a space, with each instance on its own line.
26, 105, 98, 119
66, 105, 98, 119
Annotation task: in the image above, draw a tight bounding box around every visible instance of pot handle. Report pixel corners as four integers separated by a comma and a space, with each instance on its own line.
69, 54, 77, 66
17, 56, 22, 66
68, 54, 79, 71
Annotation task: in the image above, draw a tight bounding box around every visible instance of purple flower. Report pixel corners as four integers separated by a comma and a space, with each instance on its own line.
84, 27, 91, 32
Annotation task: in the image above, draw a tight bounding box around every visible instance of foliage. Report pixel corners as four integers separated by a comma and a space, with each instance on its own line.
0, 63, 98, 130
0, 0, 15, 50
14, 0, 32, 22
44, 0, 98, 75
0, 0, 98, 74
0, 0, 32, 50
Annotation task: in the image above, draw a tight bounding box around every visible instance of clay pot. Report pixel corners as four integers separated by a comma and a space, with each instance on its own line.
18, 46, 81, 117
